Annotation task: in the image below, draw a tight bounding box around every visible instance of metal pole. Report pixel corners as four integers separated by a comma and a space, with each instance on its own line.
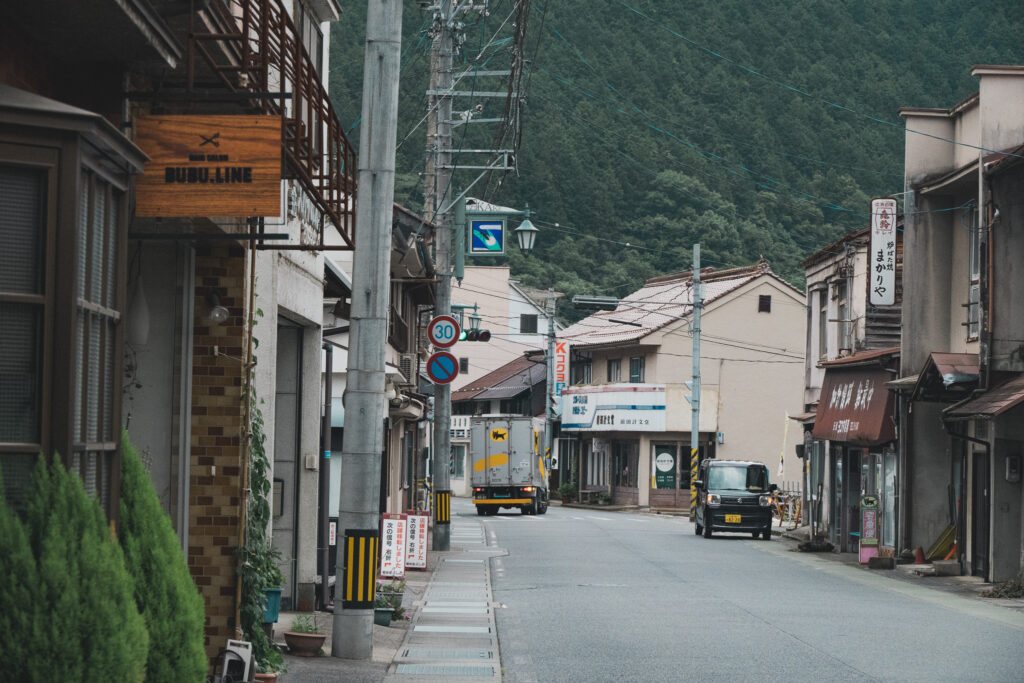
333, 0, 402, 660
319, 343, 332, 611
689, 244, 702, 521
543, 288, 556, 485
429, 0, 455, 553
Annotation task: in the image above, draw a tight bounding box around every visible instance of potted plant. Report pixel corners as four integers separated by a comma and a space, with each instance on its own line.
284, 613, 326, 657
374, 579, 406, 626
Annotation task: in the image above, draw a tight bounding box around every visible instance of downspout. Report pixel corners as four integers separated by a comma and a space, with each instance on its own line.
319, 342, 333, 610
236, 236, 258, 637
978, 160, 991, 391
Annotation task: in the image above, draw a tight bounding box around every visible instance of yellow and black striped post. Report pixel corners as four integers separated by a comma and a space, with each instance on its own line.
341, 529, 379, 609
435, 489, 451, 525
689, 447, 699, 518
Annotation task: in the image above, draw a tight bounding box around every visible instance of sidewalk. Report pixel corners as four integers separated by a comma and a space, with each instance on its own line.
268, 513, 500, 682
774, 522, 1024, 614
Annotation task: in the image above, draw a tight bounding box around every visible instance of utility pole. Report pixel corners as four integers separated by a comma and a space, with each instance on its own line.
543, 288, 556, 479
426, 0, 455, 553
688, 244, 702, 520
333, 0, 402, 660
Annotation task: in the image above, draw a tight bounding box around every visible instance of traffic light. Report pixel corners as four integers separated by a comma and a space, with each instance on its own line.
460, 328, 491, 342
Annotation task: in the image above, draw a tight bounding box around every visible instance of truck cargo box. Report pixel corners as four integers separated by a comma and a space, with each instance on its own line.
470, 415, 548, 515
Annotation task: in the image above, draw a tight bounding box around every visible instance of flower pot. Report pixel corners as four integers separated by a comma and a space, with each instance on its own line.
373, 607, 393, 626
263, 587, 283, 623
254, 673, 278, 682
284, 630, 326, 657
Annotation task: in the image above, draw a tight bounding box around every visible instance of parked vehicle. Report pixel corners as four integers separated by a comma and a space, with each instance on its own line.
470, 416, 549, 515
694, 459, 776, 539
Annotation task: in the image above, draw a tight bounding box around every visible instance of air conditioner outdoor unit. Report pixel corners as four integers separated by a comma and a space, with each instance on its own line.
399, 353, 417, 385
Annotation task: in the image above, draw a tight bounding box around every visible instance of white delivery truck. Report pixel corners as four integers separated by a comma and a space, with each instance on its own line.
470, 415, 549, 515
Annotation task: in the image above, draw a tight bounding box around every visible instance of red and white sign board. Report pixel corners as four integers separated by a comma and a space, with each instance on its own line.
329, 521, 336, 546
405, 512, 428, 569
379, 513, 407, 579
426, 351, 459, 384
870, 197, 897, 306
427, 315, 460, 348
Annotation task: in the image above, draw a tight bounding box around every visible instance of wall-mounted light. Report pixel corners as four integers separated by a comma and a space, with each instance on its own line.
206, 291, 229, 325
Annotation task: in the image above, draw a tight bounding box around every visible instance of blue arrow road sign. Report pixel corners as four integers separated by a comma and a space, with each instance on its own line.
470, 219, 505, 254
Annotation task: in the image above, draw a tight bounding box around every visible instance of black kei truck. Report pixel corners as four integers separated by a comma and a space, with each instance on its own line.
694, 459, 777, 539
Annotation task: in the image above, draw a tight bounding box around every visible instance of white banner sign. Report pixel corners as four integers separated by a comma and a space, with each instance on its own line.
559, 385, 667, 432
870, 198, 897, 306
379, 514, 407, 579
405, 513, 428, 569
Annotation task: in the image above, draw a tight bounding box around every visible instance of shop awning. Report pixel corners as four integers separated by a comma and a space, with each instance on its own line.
812, 366, 895, 445
912, 352, 978, 402
944, 375, 1024, 421
789, 411, 817, 424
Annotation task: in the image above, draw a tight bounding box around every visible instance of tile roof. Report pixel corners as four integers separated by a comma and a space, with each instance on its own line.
559, 261, 775, 348
452, 354, 543, 402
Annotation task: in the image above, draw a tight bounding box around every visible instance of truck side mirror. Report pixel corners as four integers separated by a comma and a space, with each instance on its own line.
694, 479, 704, 488
769, 483, 778, 492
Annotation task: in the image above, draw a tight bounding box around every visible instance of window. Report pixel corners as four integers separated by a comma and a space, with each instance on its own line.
519, 313, 538, 334
450, 444, 465, 479
629, 356, 645, 383
459, 357, 469, 373
499, 395, 530, 415
0, 163, 48, 506
573, 358, 592, 384
607, 358, 621, 382
295, 2, 324, 74
611, 440, 638, 488
836, 280, 850, 352
817, 289, 828, 360
758, 294, 772, 313
967, 206, 980, 340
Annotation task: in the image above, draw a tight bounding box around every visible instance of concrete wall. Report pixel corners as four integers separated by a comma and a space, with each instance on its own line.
993, 412, 1024, 582
975, 67, 1024, 153
990, 170, 1024, 373
450, 267, 550, 389
906, 402, 953, 551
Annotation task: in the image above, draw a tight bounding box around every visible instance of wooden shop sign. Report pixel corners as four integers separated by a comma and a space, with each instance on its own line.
134, 115, 282, 217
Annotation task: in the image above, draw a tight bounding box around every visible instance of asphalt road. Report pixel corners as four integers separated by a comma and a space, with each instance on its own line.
466, 501, 1024, 682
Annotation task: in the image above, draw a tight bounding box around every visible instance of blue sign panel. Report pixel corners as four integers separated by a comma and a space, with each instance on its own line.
470, 219, 505, 254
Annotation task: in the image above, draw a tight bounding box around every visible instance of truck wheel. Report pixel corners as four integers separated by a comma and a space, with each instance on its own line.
694, 521, 702, 535
762, 529, 772, 540
476, 506, 485, 516
539, 502, 548, 515
703, 512, 713, 538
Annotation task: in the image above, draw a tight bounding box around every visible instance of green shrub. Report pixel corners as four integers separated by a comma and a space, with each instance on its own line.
558, 480, 577, 501
0, 457, 148, 681
119, 434, 207, 682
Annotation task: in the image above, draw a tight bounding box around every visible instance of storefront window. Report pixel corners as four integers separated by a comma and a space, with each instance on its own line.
450, 444, 465, 479
611, 440, 638, 488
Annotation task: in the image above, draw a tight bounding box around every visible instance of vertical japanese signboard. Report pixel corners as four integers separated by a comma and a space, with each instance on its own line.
870, 197, 897, 306
553, 341, 570, 396
405, 512, 428, 569
379, 513, 407, 579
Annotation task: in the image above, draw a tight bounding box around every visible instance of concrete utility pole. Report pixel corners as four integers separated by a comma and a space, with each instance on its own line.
543, 288, 556, 477
334, 0, 403, 660
688, 244, 702, 520
427, 0, 455, 553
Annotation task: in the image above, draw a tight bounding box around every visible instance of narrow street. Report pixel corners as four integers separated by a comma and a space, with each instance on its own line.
465, 499, 1024, 682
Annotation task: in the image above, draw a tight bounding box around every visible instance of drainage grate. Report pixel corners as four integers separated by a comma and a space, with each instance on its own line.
396, 664, 496, 676
403, 648, 492, 659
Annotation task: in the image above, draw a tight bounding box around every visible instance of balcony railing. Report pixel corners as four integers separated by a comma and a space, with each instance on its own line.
186, 0, 356, 249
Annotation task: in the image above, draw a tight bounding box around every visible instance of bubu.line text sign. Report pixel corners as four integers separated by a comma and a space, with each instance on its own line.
134, 115, 282, 218
870, 197, 897, 306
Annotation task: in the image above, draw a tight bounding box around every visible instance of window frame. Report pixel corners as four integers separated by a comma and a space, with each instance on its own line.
607, 358, 621, 383
629, 355, 645, 383
519, 313, 538, 334
966, 206, 980, 341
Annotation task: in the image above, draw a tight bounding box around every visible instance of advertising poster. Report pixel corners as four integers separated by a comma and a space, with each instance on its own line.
379, 513, 407, 579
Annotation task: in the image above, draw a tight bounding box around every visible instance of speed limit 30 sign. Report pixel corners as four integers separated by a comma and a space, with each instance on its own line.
427, 315, 460, 348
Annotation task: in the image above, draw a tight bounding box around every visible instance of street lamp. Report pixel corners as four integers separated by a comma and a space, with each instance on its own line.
513, 216, 538, 253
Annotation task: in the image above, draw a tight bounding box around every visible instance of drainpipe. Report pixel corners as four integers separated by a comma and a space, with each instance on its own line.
319, 342, 333, 610
978, 161, 991, 391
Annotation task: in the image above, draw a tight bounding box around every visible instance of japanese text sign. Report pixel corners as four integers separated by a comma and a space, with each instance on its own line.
870, 198, 897, 306
379, 513, 407, 579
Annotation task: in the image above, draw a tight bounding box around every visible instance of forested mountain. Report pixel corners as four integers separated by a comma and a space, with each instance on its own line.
329, 1, 1024, 319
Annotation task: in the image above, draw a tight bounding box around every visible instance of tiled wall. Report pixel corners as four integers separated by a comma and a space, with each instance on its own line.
188, 244, 247, 659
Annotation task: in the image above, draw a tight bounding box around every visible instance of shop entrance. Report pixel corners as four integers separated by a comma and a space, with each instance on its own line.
971, 450, 990, 578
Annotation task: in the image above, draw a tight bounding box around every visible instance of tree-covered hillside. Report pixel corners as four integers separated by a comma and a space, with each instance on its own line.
330, 1, 1024, 317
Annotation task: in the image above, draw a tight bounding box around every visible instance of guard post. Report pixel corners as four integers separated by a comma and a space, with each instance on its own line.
341, 529, 379, 609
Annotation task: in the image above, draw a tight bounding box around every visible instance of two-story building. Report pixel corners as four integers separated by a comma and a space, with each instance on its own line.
557, 260, 806, 510
1, 0, 362, 657
899, 65, 1024, 582
800, 225, 903, 555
